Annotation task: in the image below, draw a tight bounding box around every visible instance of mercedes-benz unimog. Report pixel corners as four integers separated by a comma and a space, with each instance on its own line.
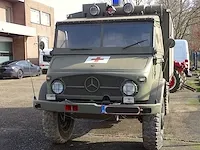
33, 1, 175, 150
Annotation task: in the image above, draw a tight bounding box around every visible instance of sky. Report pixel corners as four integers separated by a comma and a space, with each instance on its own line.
34, 0, 112, 22
34, 0, 154, 22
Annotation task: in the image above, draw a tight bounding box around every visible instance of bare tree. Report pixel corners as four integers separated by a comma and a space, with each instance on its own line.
97, 0, 153, 5
135, 0, 143, 5
155, 0, 200, 40
131, 0, 154, 5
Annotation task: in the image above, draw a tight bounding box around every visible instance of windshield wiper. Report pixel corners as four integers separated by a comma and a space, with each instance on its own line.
123, 39, 148, 50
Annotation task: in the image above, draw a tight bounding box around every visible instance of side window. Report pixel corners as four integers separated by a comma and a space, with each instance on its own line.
17, 61, 23, 66
24, 61, 31, 67
17, 61, 28, 67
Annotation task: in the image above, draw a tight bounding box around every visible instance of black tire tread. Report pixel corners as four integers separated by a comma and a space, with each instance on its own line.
169, 70, 181, 93
164, 83, 169, 115
42, 111, 74, 144
142, 113, 163, 150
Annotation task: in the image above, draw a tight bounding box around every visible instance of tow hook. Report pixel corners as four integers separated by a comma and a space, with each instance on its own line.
35, 103, 41, 109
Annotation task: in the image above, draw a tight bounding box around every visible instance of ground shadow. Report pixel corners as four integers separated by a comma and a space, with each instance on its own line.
165, 143, 200, 148
48, 141, 145, 150
0, 107, 126, 150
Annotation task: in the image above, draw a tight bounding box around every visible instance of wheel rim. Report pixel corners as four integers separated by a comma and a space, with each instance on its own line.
169, 75, 176, 90
18, 70, 23, 78
58, 113, 72, 133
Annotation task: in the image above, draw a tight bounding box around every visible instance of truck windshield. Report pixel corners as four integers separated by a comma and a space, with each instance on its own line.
55, 21, 153, 49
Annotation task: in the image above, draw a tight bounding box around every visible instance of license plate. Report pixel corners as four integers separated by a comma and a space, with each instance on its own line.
101, 105, 107, 114
123, 97, 134, 104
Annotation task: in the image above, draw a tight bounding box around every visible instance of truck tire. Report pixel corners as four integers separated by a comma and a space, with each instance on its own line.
181, 73, 186, 84
169, 70, 181, 93
164, 83, 169, 115
39, 82, 75, 144
42, 111, 75, 144
142, 101, 165, 150
179, 73, 186, 90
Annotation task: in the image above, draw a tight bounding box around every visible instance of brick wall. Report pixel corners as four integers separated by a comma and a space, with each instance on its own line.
12, 36, 25, 60
13, 2, 25, 25
0, 0, 55, 65
0, 1, 13, 22
24, 0, 55, 65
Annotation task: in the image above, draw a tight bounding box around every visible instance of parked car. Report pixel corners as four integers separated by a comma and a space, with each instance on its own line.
0, 60, 41, 79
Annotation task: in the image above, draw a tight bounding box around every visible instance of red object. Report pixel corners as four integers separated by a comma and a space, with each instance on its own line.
65, 105, 78, 111
174, 60, 187, 73
65, 105, 71, 111
184, 59, 189, 69
169, 76, 175, 88
91, 57, 104, 62
72, 105, 78, 111
106, 6, 116, 15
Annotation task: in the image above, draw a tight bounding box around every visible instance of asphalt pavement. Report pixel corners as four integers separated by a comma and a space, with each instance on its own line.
0, 75, 200, 150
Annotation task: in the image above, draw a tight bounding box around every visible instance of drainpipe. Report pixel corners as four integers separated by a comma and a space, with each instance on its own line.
24, 36, 28, 60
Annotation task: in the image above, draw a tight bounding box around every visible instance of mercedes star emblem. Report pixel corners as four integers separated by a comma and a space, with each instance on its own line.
84, 76, 100, 93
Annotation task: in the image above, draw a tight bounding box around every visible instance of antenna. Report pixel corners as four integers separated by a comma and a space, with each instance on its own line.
27, 60, 37, 100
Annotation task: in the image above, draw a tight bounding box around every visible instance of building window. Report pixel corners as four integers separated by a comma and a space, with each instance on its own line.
6, 7, 12, 23
30, 8, 40, 24
41, 12, 50, 26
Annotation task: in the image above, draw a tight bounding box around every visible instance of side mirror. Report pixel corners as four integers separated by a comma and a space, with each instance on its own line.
167, 38, 175, 48
27, 59, 30, 63
39, 41, 45, 50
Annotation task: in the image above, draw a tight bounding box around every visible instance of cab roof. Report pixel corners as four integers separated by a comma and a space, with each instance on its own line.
56, 15, 160, 25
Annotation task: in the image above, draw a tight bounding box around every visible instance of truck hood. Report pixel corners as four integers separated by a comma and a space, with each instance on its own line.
50, 55, 152, 72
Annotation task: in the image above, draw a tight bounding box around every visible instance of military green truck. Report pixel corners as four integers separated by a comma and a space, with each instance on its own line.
33, 2, 175, 150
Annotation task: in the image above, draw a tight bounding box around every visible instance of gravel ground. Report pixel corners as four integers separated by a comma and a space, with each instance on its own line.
0, 75, 200, 150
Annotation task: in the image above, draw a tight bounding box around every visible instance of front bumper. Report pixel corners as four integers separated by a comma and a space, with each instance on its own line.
40, 66, 49, 70
33, 99, 161, 115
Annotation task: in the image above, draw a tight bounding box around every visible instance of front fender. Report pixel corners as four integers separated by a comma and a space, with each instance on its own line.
38, 81, 47, 100
149, 79, 165, 104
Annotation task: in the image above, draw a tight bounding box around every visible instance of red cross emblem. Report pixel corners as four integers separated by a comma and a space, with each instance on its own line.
85, 56, 110, 64
91, 57, 104, 62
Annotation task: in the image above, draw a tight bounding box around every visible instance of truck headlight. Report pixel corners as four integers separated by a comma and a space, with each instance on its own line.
51, 80, 64, 94
123, 81, 137, 96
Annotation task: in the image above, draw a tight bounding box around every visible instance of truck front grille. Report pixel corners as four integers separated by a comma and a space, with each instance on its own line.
61, 74, 126, 97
